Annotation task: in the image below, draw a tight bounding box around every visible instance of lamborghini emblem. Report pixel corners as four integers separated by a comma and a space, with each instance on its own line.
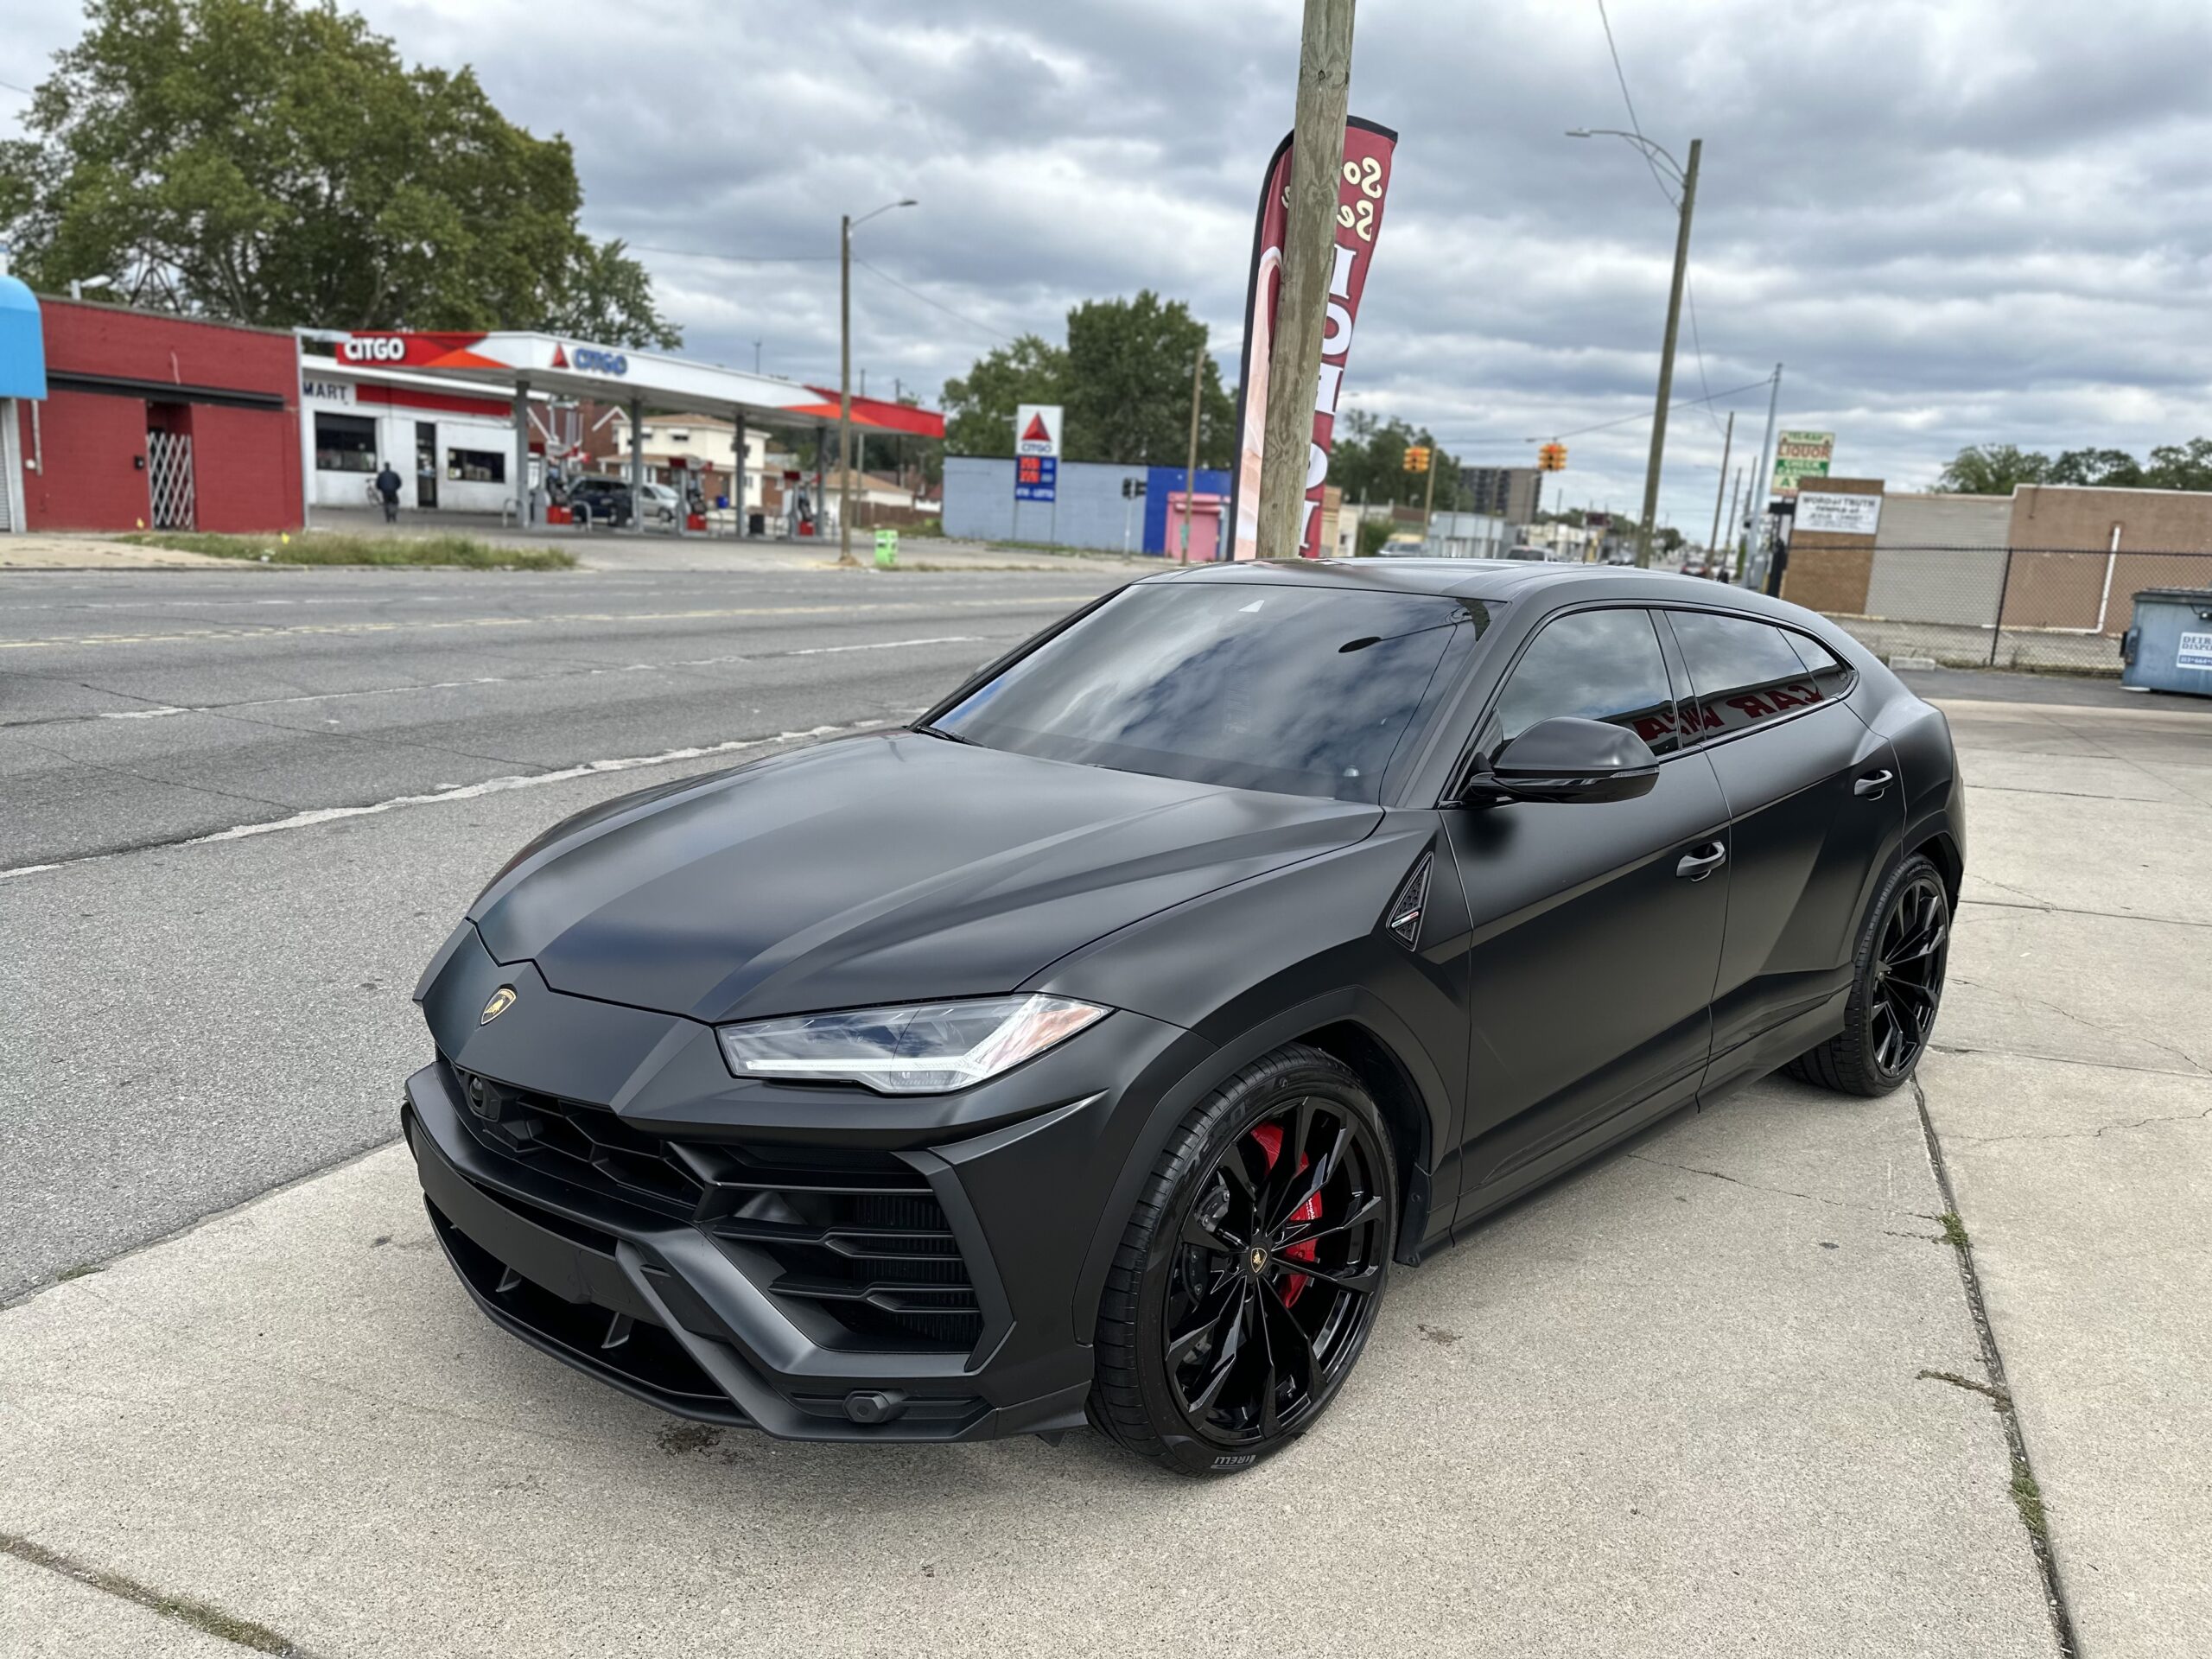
480, 986, 517, 1025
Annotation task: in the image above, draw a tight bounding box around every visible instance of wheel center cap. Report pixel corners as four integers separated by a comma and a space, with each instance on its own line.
1249, 1246, 1269, 1273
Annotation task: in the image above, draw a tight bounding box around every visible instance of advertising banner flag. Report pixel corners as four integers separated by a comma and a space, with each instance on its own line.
1226, 117, 1399, 561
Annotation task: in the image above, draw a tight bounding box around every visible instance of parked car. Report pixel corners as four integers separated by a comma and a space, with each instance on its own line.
567, 476, 634, 527
637, 482, 683, 527
405, 560, 1962, 1474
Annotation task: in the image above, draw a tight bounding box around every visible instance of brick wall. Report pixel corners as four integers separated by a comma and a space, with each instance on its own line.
1781, 476, 1885, 614
192, 403, 302, 532
19, 388, 151, 531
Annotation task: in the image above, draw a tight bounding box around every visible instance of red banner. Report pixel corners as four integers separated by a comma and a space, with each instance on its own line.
1226, 117, 1398, 561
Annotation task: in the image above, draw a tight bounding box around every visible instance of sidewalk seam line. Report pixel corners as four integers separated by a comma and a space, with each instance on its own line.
1913, 1077, 2081, 1659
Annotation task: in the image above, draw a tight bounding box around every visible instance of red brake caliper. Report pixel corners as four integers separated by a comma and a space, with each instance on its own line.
1249, 1122, 1322, 1306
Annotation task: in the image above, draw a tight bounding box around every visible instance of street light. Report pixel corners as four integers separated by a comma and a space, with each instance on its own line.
1569, 126, 1702, 568
69, 274, 115, 302
839, 197, 918, 567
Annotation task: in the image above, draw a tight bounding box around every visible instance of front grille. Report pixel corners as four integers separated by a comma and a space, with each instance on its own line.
447, 1061, 981, 1353
693, 1142, 983, 1353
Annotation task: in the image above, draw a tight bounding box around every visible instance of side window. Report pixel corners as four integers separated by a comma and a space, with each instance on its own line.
1489, 607, 1679, 758
1783, 629, 1856, 700
1667, 610, 1840, 742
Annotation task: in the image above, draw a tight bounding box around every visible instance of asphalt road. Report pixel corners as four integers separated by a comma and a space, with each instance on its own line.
0, 563, 1126, 1300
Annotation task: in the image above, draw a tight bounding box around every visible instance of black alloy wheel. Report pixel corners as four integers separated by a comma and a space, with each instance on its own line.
1789, 852, 1951, 1096
1090, 1046, 1396, 1476
1869, 869, 1948, 1075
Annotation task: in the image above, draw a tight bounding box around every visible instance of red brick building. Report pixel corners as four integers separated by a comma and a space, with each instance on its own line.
7, 297, 302, 534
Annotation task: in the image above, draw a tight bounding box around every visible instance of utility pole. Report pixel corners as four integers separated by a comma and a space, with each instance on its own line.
1635, 136, 1700, 568
1705, 409, 1734, 558
1255, 0, 1354, 562
1725, 467, 1745, 578
753, 339, 763, 374
1180, 334, 1205, 561
1420, 435, 1440, 541
838, 212, 856, 567
1739, 361, 1783, 569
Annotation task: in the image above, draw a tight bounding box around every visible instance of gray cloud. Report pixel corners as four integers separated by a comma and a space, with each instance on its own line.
6, 0, 2210, 526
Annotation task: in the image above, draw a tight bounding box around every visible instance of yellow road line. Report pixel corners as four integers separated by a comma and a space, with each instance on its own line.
0, 594, 1102, 652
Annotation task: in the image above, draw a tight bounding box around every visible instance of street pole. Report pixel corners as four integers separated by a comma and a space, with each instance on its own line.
838, 213, 856, 567
1420, 436, 1439, 542
1255, 0, 1353, 562
1705, 408, 1734, 558
1636, 135, 1700, 568
1725, 467, 1744, 578
1180, 334, 1205, 561
1740, 361, 1783, 559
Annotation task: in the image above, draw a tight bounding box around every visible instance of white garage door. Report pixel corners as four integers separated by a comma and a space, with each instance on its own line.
0, 399, 18, 533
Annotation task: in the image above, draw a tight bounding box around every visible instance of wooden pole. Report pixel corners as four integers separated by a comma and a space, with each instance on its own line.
1636, 137, 1700, 567
1255, 0, 1354, 562
1705, 409, 1734, 558
837, 213, 857, 566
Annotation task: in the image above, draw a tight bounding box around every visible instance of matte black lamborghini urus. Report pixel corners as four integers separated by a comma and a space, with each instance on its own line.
405, 558, 1962, 1474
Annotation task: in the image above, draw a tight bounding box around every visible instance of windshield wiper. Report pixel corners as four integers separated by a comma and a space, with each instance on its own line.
915, 723, 974, 745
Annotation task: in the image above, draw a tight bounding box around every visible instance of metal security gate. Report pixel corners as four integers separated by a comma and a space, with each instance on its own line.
147, 429, 195, 530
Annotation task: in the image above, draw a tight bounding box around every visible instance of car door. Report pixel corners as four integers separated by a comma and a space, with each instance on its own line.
1656, 607, 1908, 1090
1442, 605, 1733, 1215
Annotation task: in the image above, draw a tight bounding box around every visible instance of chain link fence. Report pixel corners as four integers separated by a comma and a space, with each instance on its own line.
1791, 544, 2212, 676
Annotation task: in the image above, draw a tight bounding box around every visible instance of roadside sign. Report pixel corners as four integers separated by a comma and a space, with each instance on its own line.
1015, 404, 1062, 459
1771, 430, 1834, 496
874, 528, 899, 568
1015, 454, 1057, 502
1795, 491, 1882, 536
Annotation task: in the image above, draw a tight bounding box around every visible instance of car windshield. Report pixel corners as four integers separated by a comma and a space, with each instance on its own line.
928, 582, 1489, 801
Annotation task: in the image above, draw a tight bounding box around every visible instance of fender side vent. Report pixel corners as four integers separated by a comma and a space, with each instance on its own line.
1385, 853, 1433, 948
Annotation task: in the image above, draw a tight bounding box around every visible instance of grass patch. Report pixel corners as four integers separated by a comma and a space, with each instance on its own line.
2010, 1460, 2050, 1541
122, 531, 575, 571
54, 1262, 105, 1282
1939, 1211, 1971, 1251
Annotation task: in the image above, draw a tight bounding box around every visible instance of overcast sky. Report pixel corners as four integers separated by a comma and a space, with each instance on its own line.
6, 0, 2211, 531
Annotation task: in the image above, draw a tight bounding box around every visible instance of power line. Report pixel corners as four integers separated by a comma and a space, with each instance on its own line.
854, 258, 1012, 345
622, 242, 836, 264
1428, 373, 1775, 448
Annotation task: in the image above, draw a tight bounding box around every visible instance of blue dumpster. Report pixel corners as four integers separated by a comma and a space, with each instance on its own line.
2120, 588, 2212, 696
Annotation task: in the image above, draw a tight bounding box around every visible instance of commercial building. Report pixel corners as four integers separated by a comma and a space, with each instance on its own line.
302, 359, 547, 514
1459, 465, 1542, 524
1, 291, 301, 534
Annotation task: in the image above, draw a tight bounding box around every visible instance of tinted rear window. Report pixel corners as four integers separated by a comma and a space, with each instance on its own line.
930, 584, 1489, 801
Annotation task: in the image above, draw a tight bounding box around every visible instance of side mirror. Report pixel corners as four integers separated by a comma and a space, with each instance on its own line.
1464, 716, 1660, 805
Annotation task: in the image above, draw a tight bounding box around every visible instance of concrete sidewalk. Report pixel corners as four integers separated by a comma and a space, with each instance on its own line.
0, 1075, 2046, 1657
1916, 690, 2212, 1659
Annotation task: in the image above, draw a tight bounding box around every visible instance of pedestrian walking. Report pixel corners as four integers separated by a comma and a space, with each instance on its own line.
373, 460, 403, 524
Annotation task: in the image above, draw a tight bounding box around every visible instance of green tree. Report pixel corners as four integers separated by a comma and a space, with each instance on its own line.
1934, 443, 2052, 496
939, 334, 1067, 457
2048, 448, 2144, 488
1329, 411, 1462, 512
2144, 437, 2212, 492
0, 0, 677, 346
1061, 290, 1233, 467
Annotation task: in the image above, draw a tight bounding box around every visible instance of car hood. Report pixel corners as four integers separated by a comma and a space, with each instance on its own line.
473, 731, 1378, 1024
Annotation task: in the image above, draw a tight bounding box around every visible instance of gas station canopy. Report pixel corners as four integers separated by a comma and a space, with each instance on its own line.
334, 330, 944, 439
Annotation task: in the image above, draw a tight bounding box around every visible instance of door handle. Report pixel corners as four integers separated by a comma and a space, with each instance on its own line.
1853, 769, 1895, 799
1676, 841, 1727, 880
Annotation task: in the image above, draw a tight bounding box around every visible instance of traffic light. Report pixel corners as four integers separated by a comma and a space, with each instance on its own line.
1537, 442, 1567, 473
1403, 445, 1431, 474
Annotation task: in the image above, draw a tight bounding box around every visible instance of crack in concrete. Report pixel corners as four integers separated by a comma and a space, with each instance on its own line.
1, 1532, 315, 1655
1622, 1152, 1943, 1221
1948, 976, 2209, 1075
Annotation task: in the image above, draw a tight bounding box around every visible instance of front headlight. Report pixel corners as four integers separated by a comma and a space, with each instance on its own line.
716, 995, 1109, 1095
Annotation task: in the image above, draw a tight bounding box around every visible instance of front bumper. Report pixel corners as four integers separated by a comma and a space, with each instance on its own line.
405, 927, 1205, 1441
